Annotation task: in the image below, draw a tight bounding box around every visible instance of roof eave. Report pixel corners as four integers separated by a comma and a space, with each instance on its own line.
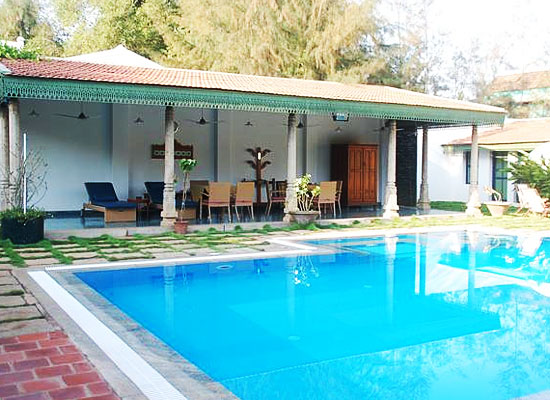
0, 75, 506, 126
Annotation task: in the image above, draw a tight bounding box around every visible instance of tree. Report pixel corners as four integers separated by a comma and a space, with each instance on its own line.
368, 0, 444, 93
0, 0, 62, 56
54, 0, 168, 60
145, 0, 381, 82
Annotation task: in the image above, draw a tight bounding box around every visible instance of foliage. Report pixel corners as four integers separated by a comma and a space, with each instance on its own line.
178, 158, 197, 211
0, 207, 46, 222
2, 149, 48, 211
508, 156, 550, 198
0, 0, 63, 56
151, 0, 380, 82
56, 0, 168, 59
294, 174, 320, 212
0, 42, 39, 60
178, 158, 197, 172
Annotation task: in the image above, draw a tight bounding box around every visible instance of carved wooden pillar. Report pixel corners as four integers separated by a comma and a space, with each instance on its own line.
466, 124, 482, 217
0, 104, 9, 210
161, 106, 177, 227
283, 113, 298, 222
383, 120, 399, 218
417, 124, 430, 210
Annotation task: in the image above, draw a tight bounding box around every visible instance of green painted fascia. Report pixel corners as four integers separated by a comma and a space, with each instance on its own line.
1, 76, 505, 126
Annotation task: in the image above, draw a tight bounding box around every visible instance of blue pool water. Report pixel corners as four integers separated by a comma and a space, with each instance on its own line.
76, 231, 550, 399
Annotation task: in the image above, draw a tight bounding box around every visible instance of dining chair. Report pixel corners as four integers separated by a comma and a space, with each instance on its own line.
200, 182, 232, 222
335, 180, 343, 215
234, 181, 255, 221
265, 180, 287, 216
315, 181, 337, 218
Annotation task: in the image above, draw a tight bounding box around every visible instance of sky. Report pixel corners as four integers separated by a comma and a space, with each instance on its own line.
428, 0, 550, 74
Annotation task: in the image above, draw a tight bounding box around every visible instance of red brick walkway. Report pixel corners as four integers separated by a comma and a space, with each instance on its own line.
0, 330, 120, 400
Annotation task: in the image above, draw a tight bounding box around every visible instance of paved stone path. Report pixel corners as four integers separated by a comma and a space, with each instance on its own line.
0, 331, 119, 400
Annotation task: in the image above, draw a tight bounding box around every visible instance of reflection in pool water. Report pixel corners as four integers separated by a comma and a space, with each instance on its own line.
76, 231, 550, 400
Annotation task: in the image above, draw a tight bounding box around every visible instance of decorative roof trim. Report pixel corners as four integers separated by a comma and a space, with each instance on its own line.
1, 76, 505, 125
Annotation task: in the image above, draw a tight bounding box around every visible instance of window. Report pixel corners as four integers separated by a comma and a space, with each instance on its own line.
464, 151, 471, 184
492, 151, 508, 201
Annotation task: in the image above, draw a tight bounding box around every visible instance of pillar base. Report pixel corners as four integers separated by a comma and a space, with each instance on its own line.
466, 184, 482, 217
465, 206, 483, 217
417, 183, 430, 211
383, 184, 399, 219
160, 210, 177, 227
417, 201, 431, 211
283, 213, 293, 223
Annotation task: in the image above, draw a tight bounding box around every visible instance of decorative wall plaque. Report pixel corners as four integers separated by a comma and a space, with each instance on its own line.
151, 140, 193, 160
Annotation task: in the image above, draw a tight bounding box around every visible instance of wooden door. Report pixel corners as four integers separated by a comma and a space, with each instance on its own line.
348, 146, 364, 205
363, 147, 377, 203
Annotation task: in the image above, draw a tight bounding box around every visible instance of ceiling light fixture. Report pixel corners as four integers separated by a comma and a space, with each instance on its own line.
134, 116, 144, 125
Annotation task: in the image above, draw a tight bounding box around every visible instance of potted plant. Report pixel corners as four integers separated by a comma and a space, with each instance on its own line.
289, 173, 320, 224
483, 186, 511, 217
0, 149, 48, 244
174, 158, 197, 234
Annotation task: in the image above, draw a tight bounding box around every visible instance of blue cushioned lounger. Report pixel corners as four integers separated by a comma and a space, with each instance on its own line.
83, 182, 136, 223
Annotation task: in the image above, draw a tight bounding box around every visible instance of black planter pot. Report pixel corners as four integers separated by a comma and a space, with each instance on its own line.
1, 217, 44, 244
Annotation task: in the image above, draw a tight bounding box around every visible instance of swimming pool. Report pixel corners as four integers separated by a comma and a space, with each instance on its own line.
74, 230, 550, 399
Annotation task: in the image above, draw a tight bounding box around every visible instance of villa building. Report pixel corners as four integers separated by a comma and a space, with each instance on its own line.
0, 47, 506, 231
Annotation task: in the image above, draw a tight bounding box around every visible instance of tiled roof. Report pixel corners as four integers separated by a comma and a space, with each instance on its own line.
449, 118, 550, 146
0, 58, 504, 115
489, 70, 550, 93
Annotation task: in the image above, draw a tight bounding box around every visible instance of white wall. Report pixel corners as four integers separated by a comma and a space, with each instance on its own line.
20, 99, 386, 211
417, 126, 493, 203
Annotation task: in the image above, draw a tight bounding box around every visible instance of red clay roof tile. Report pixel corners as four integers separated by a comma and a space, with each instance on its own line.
0, 58, 505, 115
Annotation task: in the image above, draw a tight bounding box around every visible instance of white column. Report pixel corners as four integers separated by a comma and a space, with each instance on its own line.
466, 124, 482, 217
383, 120, 399, 218
8, 99, 21, 208
0, 104, 9, 210
417, 124, 430, 211
161, 106, 177, 227
283, 112, 298, 222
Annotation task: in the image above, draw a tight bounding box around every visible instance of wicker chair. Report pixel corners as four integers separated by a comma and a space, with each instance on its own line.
234, 181, 255, 221
265, 180, 287, 216
200, 182, 232, 222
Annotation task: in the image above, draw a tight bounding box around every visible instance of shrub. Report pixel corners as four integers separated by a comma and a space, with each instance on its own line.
508, 156, 550, 198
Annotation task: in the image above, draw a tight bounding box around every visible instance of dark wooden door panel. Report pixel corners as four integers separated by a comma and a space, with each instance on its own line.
348, 146, 363, 204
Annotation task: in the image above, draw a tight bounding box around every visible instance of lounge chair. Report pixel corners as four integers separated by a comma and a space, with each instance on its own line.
83, 182, 136, 223
144, 181, 184, 210
521, 186, 550, 216
199, 182, 232, 222
234, 181, 255, 221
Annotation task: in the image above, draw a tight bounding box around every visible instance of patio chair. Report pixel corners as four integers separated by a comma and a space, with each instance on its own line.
522, 186, 550, 216
314, 181, 337, 218
514, 184, 530, 214
234, 181, 255, 222
265, 180, 287, 216
200, 182, 232, 222
83, 182, 136, 223
335, 180, 343, 215
190, 180, 209, 203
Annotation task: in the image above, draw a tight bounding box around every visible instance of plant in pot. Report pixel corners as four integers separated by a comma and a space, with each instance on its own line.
483, 186, 511, 217
289, 173, 320, 225
0, 149, 48, 244
174, 158, 197, 234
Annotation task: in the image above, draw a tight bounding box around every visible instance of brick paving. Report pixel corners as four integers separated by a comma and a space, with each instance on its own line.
0, 330, 119, 400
